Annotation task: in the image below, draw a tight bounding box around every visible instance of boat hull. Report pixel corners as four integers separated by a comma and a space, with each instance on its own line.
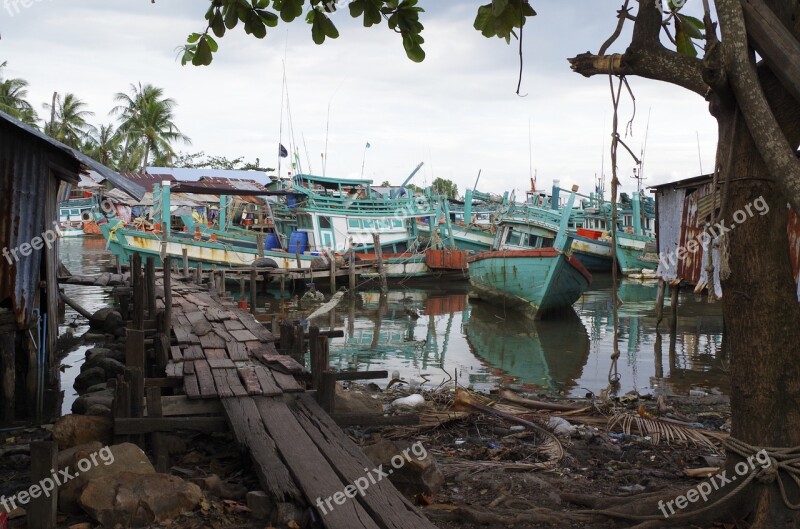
467, 248, 591, 319
570, 234, 613, 272
616, 232, 658, 275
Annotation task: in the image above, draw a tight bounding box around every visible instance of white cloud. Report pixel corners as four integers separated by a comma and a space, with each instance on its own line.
1, 0, 717, 196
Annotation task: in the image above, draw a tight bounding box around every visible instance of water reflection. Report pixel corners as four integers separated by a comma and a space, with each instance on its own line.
57, 238, 731, 404
57, 237, 113, 415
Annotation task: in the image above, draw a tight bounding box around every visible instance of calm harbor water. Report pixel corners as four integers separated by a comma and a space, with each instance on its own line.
57, 237, 728, 415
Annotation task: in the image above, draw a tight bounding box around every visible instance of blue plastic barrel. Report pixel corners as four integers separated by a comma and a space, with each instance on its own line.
287, 194, 299, 208
288, 231, 309, 254
264, 233, 279, 250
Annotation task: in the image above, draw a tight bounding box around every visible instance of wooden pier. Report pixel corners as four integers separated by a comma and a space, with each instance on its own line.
107, 254, 436, 529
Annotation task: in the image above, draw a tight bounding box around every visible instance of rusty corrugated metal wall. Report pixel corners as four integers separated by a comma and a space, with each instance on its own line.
0, 120, 80, 335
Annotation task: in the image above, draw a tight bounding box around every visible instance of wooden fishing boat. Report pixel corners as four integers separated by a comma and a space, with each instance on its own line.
615, 192, 658, 275
467, 186, 592, 319
97, 176, 468, 281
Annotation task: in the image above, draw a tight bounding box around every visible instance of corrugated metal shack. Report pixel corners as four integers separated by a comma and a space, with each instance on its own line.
0, 110, 144, 424
651, 174, 800, 301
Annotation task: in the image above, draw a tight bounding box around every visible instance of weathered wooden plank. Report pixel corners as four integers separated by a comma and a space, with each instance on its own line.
262, 354, 306, 375
194, 360, 217, 397
200, 332, 227, 350
165, 362, 184, 379
225, 368, 248, 398
221, 398, 302, 503
230, 329, 258, 342
170, 346, 184, 361
223, 319, 246, 331
255, 397, 381, 529
184, 372, 200, 399
115, 417, 227, 434
330, 413, 421, 427
206, 348, 235, 369
213, 368, 234, 398
192, 319, 213, 337
183, 345, 205, 360
271, 370, 304, 393
211, 323, 234, 343
238, 367, 263, 395
241, 317, 276, 342
185, 311, 208, 324
226, 341, 249, 362
294, 395, 438, 529
188, 333, 201, 345
253, 366, 283, 397
184, 294, 210, 307
183, 360, 195, 375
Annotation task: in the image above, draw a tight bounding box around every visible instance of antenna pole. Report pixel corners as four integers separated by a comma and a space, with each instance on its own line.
696, 131, 704, 175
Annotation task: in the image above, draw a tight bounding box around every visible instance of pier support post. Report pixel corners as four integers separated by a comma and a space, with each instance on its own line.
279, 321, 293, 353
146, 386, 169, 472
145, 257, 156, 320
256, 234, 265, 258
372, 233, 388, 296
194, 264, 201, 285
182, 248, 189, 277
348, 246, 356, 292
28, 441, 58, 529
292, 323, 305, 366
330, 253, 337, 294
1, 333, 15, 423
319, 371, 337, 413
655, 279, 666, 326
669, 285, 679, 333
163, 257, 172, 338
249, 268, 257, 316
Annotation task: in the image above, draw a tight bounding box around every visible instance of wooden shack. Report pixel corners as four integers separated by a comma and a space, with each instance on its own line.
0, 110, 144, 425
651, 174, 800, 300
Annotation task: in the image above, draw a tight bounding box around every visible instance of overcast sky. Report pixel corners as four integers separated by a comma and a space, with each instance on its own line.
1, 1, 717, 197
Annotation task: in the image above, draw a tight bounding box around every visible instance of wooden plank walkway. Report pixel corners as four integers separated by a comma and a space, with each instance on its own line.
163, 282, 437, 529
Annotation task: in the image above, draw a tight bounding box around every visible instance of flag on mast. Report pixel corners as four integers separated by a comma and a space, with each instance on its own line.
279, 144, 289, 158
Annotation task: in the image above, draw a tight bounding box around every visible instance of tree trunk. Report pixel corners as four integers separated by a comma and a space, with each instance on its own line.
719, 111, 800, 527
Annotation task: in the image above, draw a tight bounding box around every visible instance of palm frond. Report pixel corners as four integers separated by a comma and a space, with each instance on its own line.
607, 412, 721, 449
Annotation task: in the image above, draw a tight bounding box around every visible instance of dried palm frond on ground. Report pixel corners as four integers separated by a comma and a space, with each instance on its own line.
607, 411, 723, 450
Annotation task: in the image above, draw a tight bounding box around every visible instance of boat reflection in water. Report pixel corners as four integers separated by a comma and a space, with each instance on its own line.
463, 302, 590, 393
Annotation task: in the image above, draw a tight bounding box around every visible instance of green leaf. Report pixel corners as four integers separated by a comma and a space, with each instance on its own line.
256, 9, 279, 27
223, 4, 240, 29
280, 0, 303, 22
492, 0, 509, 16
193, 36, 214, 66
675, 26, 697, 57
678, 14, 704, 39
474, 4, 494, 38
309, 10, 339, 45
211, 11, 226, 37
402, 32, 425, 62
180, 47, 196, 66
205, 34, 219, 51
187, 32, 202, 43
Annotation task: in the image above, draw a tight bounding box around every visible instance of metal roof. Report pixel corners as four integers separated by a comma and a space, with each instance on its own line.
294, 173, 373, 188
0, 110, 145, 201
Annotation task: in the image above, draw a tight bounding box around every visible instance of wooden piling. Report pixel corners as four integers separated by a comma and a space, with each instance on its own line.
655, 279, 666, 326
330, 253, 337, 294
146, 386, 169, 472
194, 264, 201, 285
319, 371, 337, 413
292, 323, 305, 365
670, 285, 679, 333
182, 248, 189, 277
311, 331, 330, 391
249, 268, 257, 316
348, 247, 356, 292
256, 234, 265, 258
145, 257, 156, 320
1, 333, 15, 423
163, 256, 172, 339
372, 233, 388, 295
28, 441, 58, 529
127, 367, 145, 448
279, 321, 293, 353
112, 375, 131, 444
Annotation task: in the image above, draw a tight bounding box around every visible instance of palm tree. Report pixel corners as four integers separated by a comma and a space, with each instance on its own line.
112, 83, 191, 172
84, 123, 122, 168
43, 92, 95, 148
0, 61, 39, 127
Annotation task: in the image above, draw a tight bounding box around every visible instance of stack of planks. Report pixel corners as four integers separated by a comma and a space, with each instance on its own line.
167, 286, 304, 399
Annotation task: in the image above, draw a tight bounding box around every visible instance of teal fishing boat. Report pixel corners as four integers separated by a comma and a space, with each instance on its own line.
615, 191, 658, 275
96, 175, 468, 281
417, 188, 509, 252
467, 185, 592, 319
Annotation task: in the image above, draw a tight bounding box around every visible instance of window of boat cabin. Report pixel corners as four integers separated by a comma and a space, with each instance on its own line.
507, 229, 522, 246
319, 216, 332, 229
297, 214, 313, 229
363, 219, 375, 230
348, 218, 361, 229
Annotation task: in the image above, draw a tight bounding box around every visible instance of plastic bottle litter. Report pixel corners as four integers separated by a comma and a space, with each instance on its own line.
689, 389, 707, 397
509, 425, 526, 432
391, 394, 426, 408
548, 416, 577, 436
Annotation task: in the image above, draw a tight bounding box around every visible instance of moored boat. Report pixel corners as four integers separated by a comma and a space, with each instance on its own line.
467, 185, 592, 319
